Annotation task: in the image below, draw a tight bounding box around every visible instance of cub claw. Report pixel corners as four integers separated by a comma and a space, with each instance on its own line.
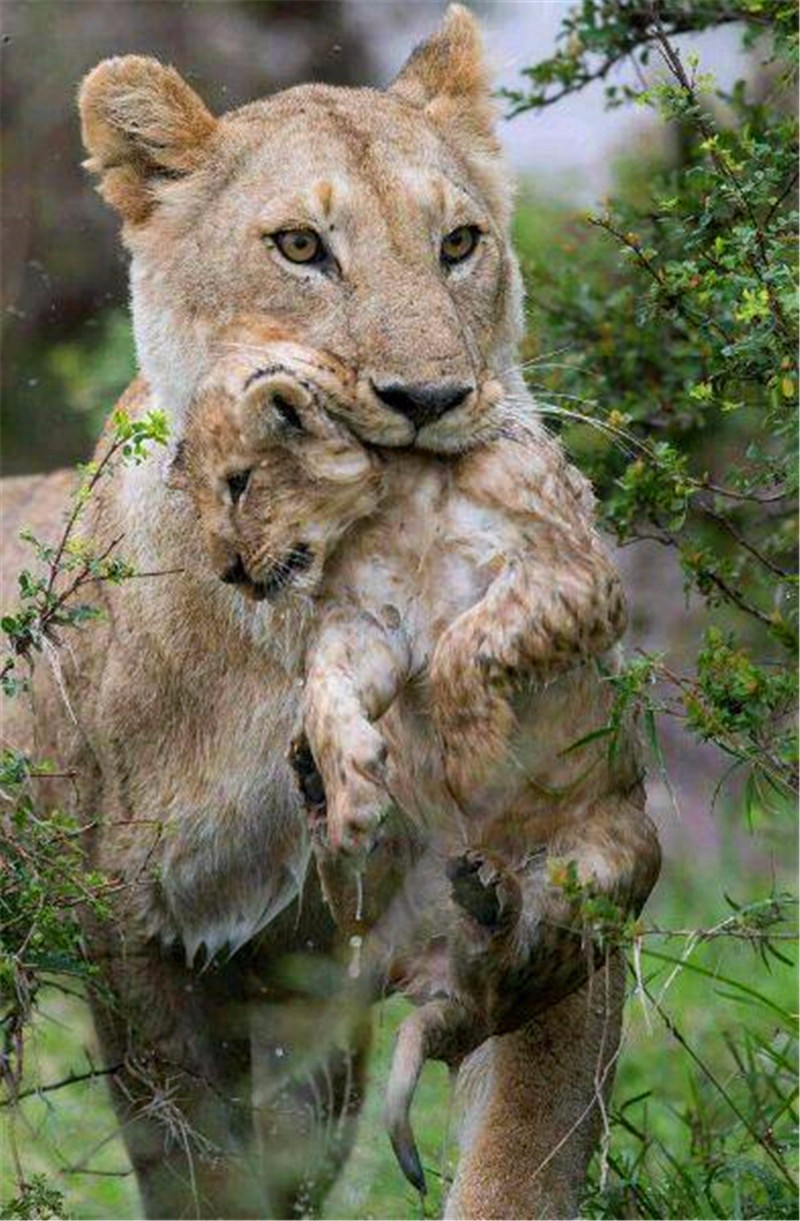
446, 854, 502, 929
288, 735, 326, 816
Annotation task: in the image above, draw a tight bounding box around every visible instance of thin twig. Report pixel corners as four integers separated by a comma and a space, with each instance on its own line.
505, 9, 745, 113
0, 1063, 123, 1108
697, 501, 792, 579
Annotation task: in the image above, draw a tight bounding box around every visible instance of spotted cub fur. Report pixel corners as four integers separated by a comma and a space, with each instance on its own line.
176, 323, 661, 1193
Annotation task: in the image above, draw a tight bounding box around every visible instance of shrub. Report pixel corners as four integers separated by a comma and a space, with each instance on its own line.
507, 2, 798, 1214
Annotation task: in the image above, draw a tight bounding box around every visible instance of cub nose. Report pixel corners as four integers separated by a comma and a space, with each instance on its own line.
371, 380, 473, 428
221, 555, 249, 586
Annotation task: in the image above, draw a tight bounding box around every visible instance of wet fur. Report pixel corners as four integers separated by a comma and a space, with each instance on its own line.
179, 335, 661, 1194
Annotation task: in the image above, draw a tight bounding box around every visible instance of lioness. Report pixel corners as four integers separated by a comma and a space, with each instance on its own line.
1, 7, 654, 1217
173, 329, 661, 1193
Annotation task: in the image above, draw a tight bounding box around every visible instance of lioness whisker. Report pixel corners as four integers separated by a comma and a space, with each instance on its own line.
498, 345, 577, 376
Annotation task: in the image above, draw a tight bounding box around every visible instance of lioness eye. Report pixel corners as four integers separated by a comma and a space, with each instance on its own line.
227, 469, 252, 504
441, 225, 481, 266
273, 229, 326, 265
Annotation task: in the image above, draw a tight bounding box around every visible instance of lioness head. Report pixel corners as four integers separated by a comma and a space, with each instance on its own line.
79, 5, 517, 453
171, 322, 382, 601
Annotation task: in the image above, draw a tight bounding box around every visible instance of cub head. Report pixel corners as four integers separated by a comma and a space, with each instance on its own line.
79, 4, 515, 454
171, 326, 383, 602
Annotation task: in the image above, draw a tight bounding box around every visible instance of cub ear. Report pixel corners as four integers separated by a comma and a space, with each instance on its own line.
240, 374, 312, 444
389, 4, 498, 153
79, 56, 217, 224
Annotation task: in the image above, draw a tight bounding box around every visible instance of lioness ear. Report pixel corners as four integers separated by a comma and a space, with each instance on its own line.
389, 5, 498, 153
79, 56, 217, 224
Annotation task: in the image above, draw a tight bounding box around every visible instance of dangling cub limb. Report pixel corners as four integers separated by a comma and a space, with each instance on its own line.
382, 784, 660, 1192
301, 606, 411, 854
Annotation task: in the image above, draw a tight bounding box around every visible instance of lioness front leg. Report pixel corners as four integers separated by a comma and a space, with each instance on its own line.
446, 956, 626, 1221
302, 607, 410, 853
430, 540, 626, 799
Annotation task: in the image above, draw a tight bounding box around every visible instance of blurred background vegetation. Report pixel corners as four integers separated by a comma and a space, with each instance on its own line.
1, 1, 797, 1218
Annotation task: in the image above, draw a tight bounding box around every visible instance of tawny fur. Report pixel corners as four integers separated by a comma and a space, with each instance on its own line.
1, 7, 655, 1216
77, 7, 519, 450
176, 333, 660, 1191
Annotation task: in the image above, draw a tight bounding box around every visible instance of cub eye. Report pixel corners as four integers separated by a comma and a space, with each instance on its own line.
273, 229, 326, 265
227, 469, 252, 504
441, 225, 481, 266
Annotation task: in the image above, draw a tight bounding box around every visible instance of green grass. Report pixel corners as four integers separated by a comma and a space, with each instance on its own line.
0, 990, 452, 1221
2, 854, 796, 1220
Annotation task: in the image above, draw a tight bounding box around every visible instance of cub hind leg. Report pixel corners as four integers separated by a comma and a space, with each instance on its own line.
385, 997, 483, 1197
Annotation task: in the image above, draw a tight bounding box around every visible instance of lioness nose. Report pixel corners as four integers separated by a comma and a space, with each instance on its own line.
371, 381, 473, 428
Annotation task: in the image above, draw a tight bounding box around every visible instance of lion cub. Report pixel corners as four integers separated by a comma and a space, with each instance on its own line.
174, 330, 660, 1193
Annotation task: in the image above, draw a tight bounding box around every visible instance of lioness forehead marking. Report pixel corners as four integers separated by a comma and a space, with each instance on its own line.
316, 180, 334, 219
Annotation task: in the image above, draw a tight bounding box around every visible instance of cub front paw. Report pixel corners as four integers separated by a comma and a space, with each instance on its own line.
327, 779, 393, 856
323, 723, 393, 855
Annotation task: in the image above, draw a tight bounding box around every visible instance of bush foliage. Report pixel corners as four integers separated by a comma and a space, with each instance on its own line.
510, 0, 797, 798
508, 1, 798, 1214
